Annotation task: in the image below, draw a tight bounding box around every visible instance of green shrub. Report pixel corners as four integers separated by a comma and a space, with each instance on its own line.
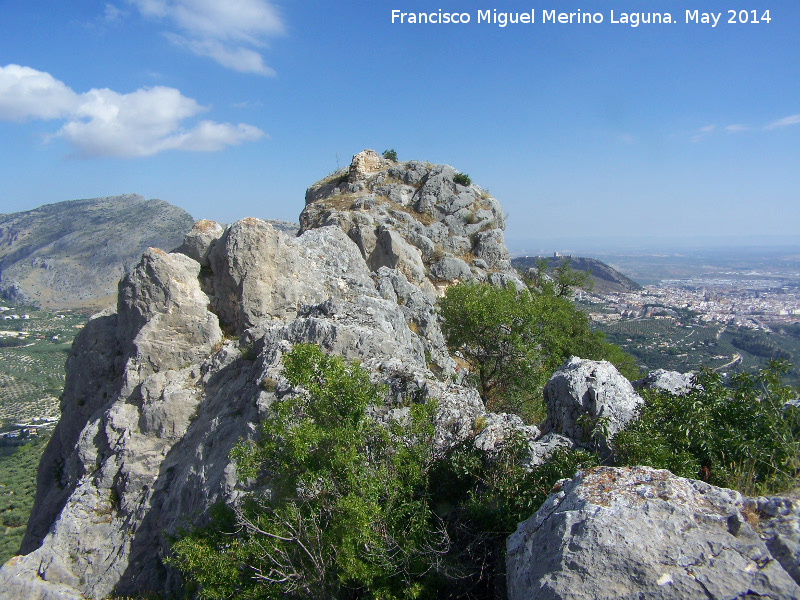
428, 434, 598, 597
382, 148, 398, 162
170, 344, 443, 600
438, 282, 639, 420
614, 360, 800, 495
453, 173, 471, 187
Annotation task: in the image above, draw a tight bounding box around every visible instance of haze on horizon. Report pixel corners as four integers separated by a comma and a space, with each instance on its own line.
1, 1, 798, 251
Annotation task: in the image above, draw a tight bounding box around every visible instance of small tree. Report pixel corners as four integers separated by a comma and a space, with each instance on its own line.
524, 257, 592, 298
439, 282, 638, 420
170, 344, 445, 599
382, 148, 398, 162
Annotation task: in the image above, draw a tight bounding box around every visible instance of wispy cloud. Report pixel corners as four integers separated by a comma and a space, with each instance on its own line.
765, 114, 800, 130
0, 64, 264, 158
690, 113, 800, 141
725, 124, 749, 134
128, 0, 285, 75
691, 125, 715, 143
104, 3, 126, 23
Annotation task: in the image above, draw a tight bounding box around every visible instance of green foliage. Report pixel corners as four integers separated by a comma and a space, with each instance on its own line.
382, 149, 398, 162
428, 436, 597, 597
170, 344, 442, 600
614, 361, 800, 495
453, 173, 471, 187
438, 282, 639, 419
0, 435, 48, 564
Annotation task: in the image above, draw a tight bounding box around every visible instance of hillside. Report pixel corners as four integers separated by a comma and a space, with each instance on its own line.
0, 195, 194, 310
511, 255, 642, 294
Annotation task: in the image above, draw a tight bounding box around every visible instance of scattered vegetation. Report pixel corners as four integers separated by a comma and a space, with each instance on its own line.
453, 173, 471, 187
170, 344, 444, 599
170, 344, 600, 599
438, 281, 638, 422
615, 360, 800, 496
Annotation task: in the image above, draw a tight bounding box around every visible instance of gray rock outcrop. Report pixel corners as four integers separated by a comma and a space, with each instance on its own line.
634, 368, 695, 395
507, 466, 800, 600
746, 494, 800, 586
543, 356, 643, 451
299, 150, 522, 295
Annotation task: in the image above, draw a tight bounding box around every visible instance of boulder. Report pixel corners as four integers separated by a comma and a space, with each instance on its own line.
173, 219, 224, 266
473, 412, 541, 456
634, 369, 695, 395
543, 357, 643, 451
429, 256, 473, 282
507, 466, 800, 600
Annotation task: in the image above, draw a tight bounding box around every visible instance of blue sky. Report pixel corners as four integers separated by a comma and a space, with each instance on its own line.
1, 1, 799, 253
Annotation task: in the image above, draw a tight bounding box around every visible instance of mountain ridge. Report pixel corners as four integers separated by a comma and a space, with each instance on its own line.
0, 195, 195, 310
512, 254, 642, 293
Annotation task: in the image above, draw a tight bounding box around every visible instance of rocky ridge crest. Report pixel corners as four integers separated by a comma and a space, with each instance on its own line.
0, 152, 522, 599
2, 151, 797, 599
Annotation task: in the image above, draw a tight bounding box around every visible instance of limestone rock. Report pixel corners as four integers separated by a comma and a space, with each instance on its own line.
174, 219, 224, 266
527, 432, 580, 468
634, 368, 695, 395
746, 494, 800, 586
1, 154, 535, 599
207, 219, 375, 333
473, 412, 540, 455
543, 357, 643, 450
429, 256, 473, 283
299, 150, 519, 296
507, 466, 800, 600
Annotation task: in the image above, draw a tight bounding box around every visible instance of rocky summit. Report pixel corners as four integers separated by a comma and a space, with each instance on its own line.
1, 151, 798, 599
0, 195, 195, 311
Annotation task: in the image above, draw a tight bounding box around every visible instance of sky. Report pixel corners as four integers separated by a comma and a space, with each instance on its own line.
1, 0, 799, 254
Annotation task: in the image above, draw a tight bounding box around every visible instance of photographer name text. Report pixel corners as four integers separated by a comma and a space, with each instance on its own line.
390, 9, 773, 27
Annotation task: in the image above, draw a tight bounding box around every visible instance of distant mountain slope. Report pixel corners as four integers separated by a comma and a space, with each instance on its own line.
0, 194, 194, 310
511, 255, 642, 294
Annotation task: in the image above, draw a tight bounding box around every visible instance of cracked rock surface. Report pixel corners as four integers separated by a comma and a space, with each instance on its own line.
507, 466, 800, 600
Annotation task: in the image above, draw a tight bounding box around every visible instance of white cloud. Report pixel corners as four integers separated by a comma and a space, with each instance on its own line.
765, 114, 800, 130
0, 64, 264, 158
128, 0, 284, 75
691, 125, 715, 143
0, 64, 79, 120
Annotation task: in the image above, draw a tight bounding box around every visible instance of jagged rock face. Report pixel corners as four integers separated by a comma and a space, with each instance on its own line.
206, 219, 376, 334
300, 150, 519, 296
507, 466, 800, 600
0, 212, 511, 599
543, 356, 643, 451
746, 494, 800, 587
